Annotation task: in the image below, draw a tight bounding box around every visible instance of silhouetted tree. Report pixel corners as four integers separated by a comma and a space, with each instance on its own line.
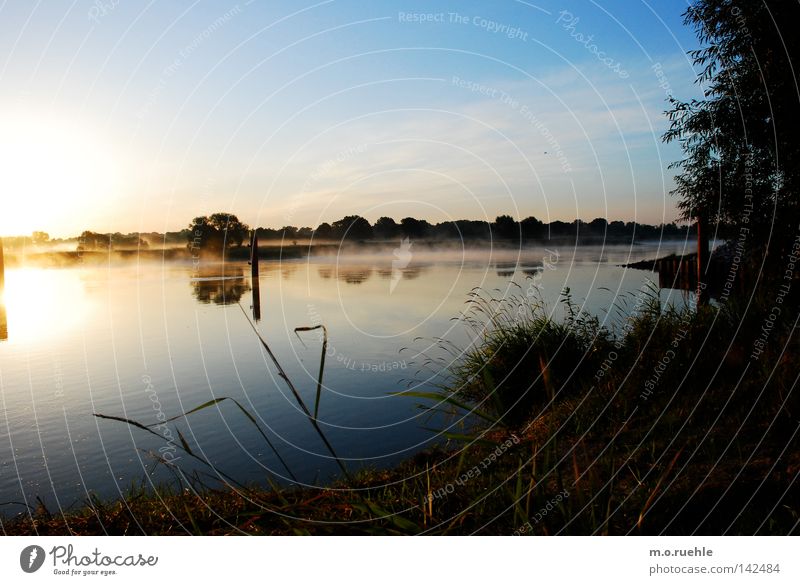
374, 216, 400, 239
32, 231, 49, 245
493, 215, 518, 240
77, 231, 111, 251
548, 221, 572, 238
281, 226, 298, 240
313, 222, 334, 240
588, 218, 607, 234
520, 216, 544, 240
608, 221, 626, 237
332, 215, 373, 240
188, 213, 249, 252
208, 213, 249, 247
399, 217, 431, 239
111, 233, 149, 248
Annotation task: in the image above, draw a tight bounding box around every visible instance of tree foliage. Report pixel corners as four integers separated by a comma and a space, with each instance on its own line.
188, 213, 250, 252
664, 0, 800, 243
331, 215, 373, 240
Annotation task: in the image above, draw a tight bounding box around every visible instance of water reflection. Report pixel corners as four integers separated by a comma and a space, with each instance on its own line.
521, 265, 543, 276
252, 276, 261, 322
318, 265, 374, 284
495, 262, 517, 277
191, 266, 251, 305
319, 264, 429, 286
0, 241, 5, 340
0, 301, 7, 341
339, 266, 373, 284
398, 266, 424, 280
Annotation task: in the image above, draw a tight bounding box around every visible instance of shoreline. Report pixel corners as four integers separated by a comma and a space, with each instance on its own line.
2, 236, 689, 268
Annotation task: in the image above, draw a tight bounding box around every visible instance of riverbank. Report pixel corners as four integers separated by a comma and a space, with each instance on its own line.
3, 281, 797, 536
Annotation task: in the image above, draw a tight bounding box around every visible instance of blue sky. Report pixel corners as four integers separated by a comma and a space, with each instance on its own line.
0, 0, 702, 236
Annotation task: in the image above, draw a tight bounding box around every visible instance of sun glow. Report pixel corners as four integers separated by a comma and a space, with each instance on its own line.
0, 268, 88, 345
0, 112, 121, 237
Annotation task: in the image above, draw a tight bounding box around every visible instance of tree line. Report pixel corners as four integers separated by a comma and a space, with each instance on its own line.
181, 213, 693, 249
9, 213, 692, 253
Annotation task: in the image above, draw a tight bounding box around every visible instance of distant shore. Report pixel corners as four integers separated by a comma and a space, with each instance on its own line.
2, 236, 689, 268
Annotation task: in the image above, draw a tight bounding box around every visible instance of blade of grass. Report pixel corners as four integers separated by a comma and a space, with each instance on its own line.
152, 396, 298, 483
294, 325, 328, 420
237, 303, 351, 481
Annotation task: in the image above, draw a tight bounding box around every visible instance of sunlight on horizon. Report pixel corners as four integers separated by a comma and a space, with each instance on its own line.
0, 112, 121, 238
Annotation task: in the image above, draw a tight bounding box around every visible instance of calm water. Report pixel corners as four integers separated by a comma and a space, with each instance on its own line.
0, 241, 694, 513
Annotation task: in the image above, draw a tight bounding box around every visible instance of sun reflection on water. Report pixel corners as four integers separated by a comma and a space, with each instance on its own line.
0, 268, 88, 345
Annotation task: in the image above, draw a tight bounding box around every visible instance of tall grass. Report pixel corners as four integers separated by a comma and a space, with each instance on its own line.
393, 278, 800, 534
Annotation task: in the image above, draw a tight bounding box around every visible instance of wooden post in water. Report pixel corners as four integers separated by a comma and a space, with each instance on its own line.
696, 213, 710, 305
250, 231, 261, 322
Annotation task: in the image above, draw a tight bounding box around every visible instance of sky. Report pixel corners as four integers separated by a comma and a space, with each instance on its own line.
0, 0, 703, 238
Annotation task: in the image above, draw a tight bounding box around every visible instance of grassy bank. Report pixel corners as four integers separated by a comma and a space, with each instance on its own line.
3, 280, 798, 535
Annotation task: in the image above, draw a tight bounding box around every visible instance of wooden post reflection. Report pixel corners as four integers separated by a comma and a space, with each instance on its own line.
0, 236, 5, 291
0, 238, 6, 340
250, 231, 261, 322
0, 302, 6, 341
252, 276, 262, 322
